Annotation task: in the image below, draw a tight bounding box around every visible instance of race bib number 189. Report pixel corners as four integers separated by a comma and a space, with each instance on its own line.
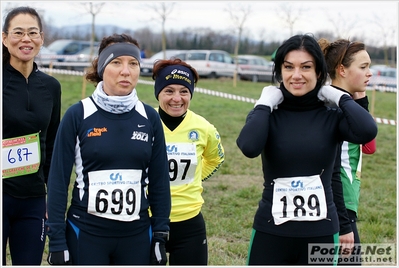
271, 175, 327, 225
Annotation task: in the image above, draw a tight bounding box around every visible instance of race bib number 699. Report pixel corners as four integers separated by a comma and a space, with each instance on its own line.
87, 169, 142, 222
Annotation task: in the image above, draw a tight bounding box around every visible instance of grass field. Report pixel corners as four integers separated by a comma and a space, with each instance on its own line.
6, 72, 396, 266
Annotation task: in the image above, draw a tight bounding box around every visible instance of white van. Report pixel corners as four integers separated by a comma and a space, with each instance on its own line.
140, 49, 186, 76
174, 50, 236, 78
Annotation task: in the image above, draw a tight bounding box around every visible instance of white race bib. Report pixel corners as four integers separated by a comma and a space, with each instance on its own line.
272, 175, 327, 225
87, 169, 142, 222
2, 133, 40, 179
166, 143, 197, 186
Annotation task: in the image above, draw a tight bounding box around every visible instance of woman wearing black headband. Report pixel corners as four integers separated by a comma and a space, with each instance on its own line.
152, 58, 225, 265
45, 34, 171, 265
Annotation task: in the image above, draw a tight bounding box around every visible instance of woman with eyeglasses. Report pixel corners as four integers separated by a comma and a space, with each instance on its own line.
2, 6, 61, 265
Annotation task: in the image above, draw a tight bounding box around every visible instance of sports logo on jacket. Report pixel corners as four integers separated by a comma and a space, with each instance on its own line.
188, 130, 199, 141
87, 127, 107, 137
131, 131, 148, 142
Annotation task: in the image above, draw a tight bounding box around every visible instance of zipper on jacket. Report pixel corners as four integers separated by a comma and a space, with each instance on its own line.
25, 77, 31, 111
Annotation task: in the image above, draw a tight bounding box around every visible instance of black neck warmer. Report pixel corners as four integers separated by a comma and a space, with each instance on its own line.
278, 82, 325, 111
158, 107, 186, 131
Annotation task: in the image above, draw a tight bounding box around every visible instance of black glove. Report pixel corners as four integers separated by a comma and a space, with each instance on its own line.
150, 232, 168, 265
47, 250, 72, 265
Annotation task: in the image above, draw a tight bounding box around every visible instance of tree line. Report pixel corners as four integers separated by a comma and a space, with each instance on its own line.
2, 2, 395, 66
44, 23, 396, 67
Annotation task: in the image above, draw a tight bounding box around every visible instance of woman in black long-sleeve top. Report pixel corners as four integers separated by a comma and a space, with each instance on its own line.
236, 33, 377, 265
2, 6, 61, 266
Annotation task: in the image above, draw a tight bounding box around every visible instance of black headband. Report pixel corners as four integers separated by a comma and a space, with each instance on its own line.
154, 65, 195, 100
97, 43, 141, 79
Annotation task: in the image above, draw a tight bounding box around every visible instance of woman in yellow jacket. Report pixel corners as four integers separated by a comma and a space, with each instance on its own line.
152, 58, 225, 265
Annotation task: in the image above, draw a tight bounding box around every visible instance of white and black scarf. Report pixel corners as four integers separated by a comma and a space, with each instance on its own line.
91, 81, 138, 114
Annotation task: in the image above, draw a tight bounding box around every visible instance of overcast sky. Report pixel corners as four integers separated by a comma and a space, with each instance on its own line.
2, 1, 398, 46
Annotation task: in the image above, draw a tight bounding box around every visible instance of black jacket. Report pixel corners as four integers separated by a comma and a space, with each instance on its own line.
236, 84, 377, 237
3, 62, 61, 197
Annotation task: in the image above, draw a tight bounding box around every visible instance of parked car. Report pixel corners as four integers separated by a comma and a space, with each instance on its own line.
35, 46, 57, 67
63, 46, 99, 71
47, 39, 99, 68
173, 50, 236, 78
236, 55, 274, 82
368, 65, 397, 88
140, 49, 185, 76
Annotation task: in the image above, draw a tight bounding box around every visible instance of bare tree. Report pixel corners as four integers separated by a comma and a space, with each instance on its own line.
369, 13, 397, 66
225, 3, 252, 87
275, 3, 306, 37
134, 27, 158, 55
80, 2, 105, 61
324, 11, 358, 40
146, 2, 175, 59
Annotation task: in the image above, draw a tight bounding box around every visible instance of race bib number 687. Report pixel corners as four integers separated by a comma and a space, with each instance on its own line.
2, 133, 40, 179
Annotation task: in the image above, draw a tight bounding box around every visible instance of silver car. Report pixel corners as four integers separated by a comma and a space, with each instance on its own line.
236, 55, 273, 83
63, 46, 99, 71
368, 65, 397, 89
35, 46, 57, 68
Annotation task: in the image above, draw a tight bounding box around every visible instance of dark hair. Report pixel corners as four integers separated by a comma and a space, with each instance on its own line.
152, 58, 199, 84
318, 38, 366, 80
273, 34, 328, 87
85, 33, 140, 84
2, 6, 43, 65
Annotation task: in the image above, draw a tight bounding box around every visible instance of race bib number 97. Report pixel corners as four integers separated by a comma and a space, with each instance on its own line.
271, 175, 327, 225
87, 169, 142, 222
166, 143, 197, 186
